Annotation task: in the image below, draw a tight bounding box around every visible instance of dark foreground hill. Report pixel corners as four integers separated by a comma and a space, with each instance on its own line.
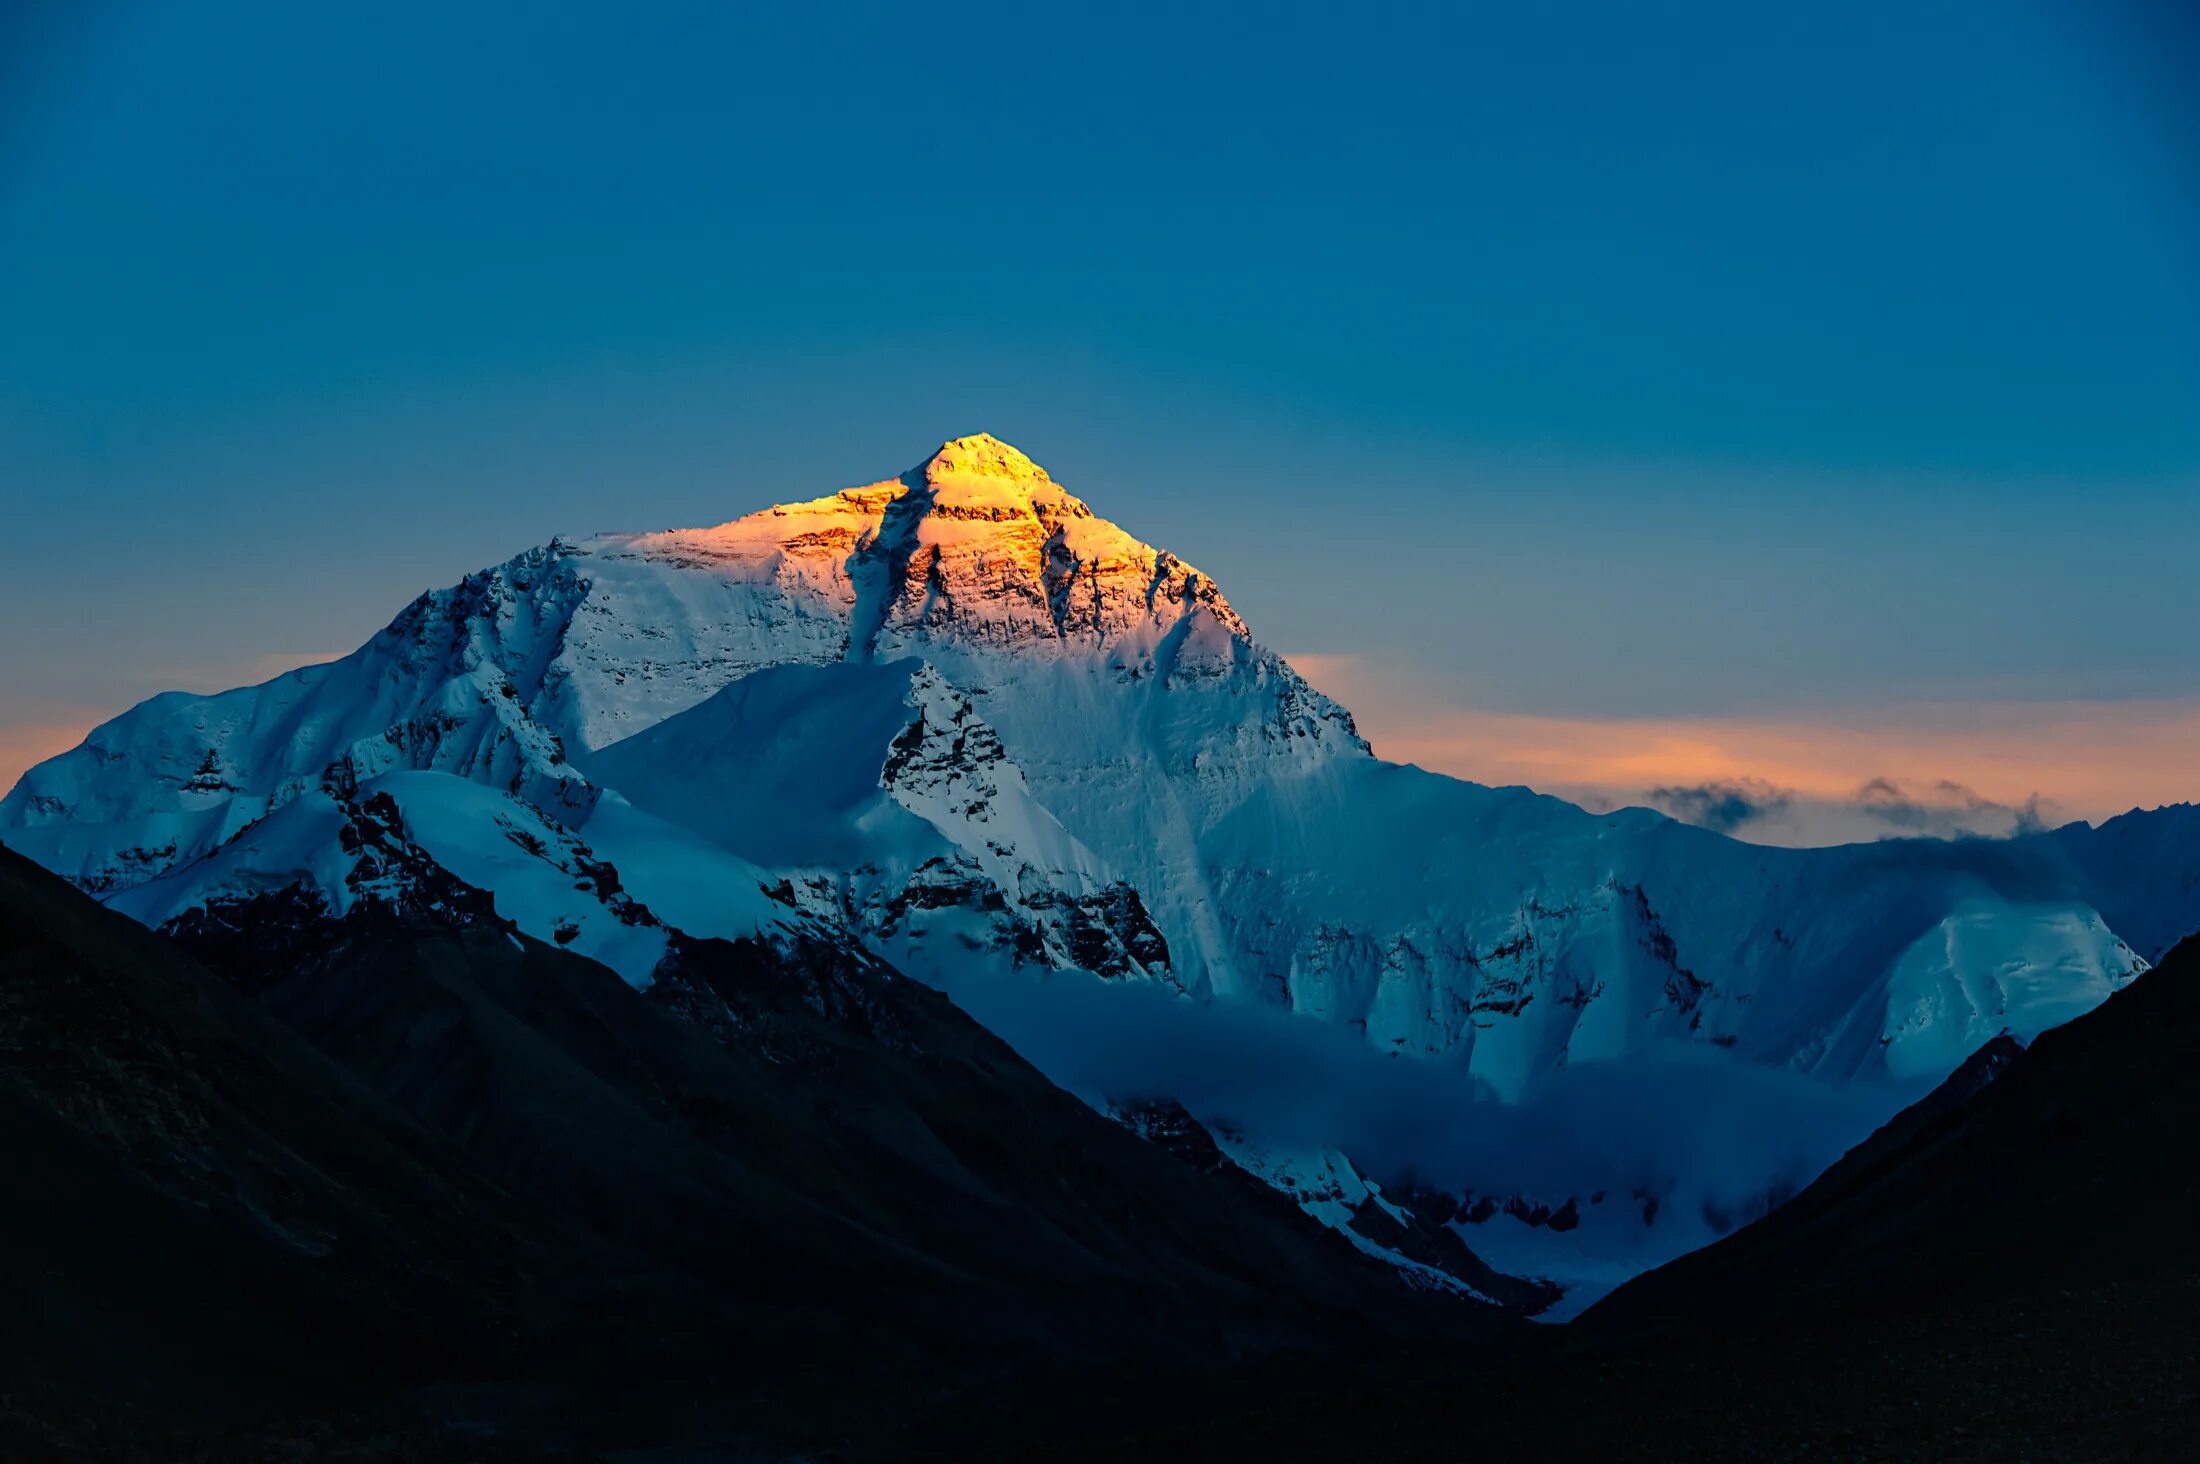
0, 843, 1498, 1461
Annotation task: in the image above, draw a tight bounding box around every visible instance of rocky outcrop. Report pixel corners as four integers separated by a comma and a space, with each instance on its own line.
871, 663, 1176, 986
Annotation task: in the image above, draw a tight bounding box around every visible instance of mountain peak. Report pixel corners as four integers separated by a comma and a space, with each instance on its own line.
918, 433, 1051, 487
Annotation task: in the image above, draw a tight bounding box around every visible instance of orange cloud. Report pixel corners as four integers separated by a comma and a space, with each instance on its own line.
1289, 653, 2200, 834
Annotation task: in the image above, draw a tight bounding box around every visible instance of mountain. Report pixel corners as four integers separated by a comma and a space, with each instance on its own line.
0, 833, 1503, 1458
5, 433, 2189, 1290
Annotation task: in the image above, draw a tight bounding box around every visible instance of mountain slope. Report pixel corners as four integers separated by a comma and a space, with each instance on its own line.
1584, 929, 2200, 1333
583, 657, 1179, 986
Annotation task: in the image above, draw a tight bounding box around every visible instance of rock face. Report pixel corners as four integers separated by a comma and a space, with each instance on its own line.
1, 433, 2181, 1257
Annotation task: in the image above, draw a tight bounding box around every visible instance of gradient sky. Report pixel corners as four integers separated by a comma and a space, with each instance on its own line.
3, 1, 2196, 841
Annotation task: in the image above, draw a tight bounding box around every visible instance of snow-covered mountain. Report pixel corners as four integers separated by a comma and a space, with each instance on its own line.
5, 433, 2188, 1294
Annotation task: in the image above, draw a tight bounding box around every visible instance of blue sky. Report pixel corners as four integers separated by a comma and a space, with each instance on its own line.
3, 0, 2195, 834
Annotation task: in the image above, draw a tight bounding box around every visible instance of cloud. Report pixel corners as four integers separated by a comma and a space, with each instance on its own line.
1855, 775, 1933, 830
1646, 778, 1794, 833
1852, 777, 2057, 840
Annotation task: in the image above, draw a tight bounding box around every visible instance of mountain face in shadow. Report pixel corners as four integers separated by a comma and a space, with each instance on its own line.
0, 842, 1498, 1459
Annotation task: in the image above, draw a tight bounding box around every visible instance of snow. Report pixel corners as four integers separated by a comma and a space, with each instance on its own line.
105, 790, 360, 927
376, 772, 672, 983
102, 770, 798, 986
587, 655, 1176, 988
1875, 899, 2146, 1081
1458, 1210, 1645, 1324
577, 794, 801, 945
577, 659, 940, 869
1211, 1130, 1496, 1301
